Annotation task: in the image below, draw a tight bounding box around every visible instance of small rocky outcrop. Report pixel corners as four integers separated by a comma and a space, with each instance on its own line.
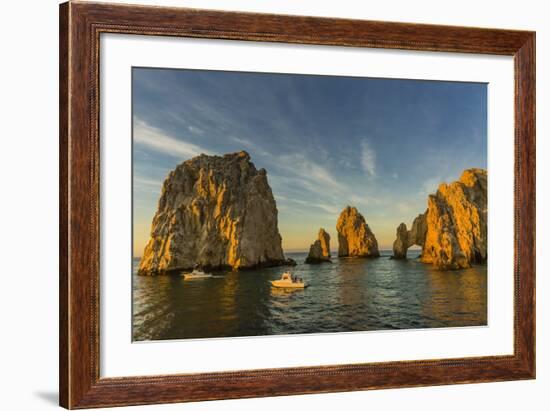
336, 206, 380, 258
392, 168, 487, 270
138, 151, 286, 275
305, 228, 332, 264
283, 258, 298, 266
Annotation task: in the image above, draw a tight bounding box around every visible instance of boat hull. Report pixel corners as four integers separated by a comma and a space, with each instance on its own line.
270, 280, 307, 288
182, 274, 213, 280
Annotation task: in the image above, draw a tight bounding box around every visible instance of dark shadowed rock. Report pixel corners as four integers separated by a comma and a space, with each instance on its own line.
392, 223, 409, 259
283, 258, 298, 266
305, 228, 332, 264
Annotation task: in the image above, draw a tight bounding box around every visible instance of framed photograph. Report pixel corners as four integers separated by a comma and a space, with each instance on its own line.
59, 1, 535, 408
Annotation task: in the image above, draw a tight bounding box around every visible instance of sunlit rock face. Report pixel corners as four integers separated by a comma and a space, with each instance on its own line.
421, 168, 487, 270
138, 151, 285, 275
336, 206, 380, 258
305, 228, 332, 264
392, 213, 427, 259
392, 168, 487, 270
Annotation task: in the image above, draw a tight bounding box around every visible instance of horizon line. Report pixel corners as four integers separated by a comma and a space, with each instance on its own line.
133, 247, 420, 259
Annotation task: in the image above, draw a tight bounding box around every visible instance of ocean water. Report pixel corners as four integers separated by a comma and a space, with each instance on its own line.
132, 250, 487, 341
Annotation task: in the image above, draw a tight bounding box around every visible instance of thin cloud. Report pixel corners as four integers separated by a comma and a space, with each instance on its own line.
421, 174, 455, 196
277, 153, 340, 190
229, 136, 270, 157
349, 194, 369, 207
274, 195, 339, 217
313, 203, 340, 214
187, 125, 204, 135
396, 202, 413, 214
360, 139, 376, 177
134, 118, 212, 159
134, 176, 162, 187
133, 176, 163, 195
422, 178, 439, 196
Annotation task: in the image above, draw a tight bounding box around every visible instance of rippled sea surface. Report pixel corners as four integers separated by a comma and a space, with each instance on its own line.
132, 250, 487, 341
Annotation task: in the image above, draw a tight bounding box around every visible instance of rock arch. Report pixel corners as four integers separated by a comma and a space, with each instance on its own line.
392, 213, 427, 259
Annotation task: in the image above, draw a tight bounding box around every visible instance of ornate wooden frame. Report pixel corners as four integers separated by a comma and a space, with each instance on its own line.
59, 1, 535, 408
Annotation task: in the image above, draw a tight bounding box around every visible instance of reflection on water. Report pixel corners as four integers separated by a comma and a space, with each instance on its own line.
132, 250, 487, 341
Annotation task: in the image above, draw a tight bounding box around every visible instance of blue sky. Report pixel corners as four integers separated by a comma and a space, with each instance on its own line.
133, 67, 487, 255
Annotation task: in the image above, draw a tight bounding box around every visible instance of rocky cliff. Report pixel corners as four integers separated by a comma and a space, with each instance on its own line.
421, 168, 487, 269
392, 168, 487, 269
305, 228, 332, 264
336, 206, 380, 258
138, 151, 287, 275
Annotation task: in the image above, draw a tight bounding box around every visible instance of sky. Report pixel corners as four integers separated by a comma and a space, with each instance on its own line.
132, 67, 487, 255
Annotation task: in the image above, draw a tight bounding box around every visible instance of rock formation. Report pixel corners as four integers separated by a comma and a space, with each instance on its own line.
305, 228, 332, 264
138, 151, 287, 275
336, 206, 380, 258
422, 168, 487, 269
392, 168, 487, 270
392, 213, 427, 259
392, 223, 409, 259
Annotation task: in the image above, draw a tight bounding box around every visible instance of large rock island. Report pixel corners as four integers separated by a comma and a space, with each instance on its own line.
138, 151, 287, 275
392, 168, 487, 270
305, 228, 332, 264
336, 206, 380, 258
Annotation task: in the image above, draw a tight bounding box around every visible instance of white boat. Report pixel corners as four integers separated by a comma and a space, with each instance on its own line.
270, 271, 307, 289
182, 269, 213, 280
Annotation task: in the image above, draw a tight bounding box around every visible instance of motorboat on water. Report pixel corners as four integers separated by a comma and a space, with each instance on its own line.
270, 271, 307, 289
182, 268, 213, 280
